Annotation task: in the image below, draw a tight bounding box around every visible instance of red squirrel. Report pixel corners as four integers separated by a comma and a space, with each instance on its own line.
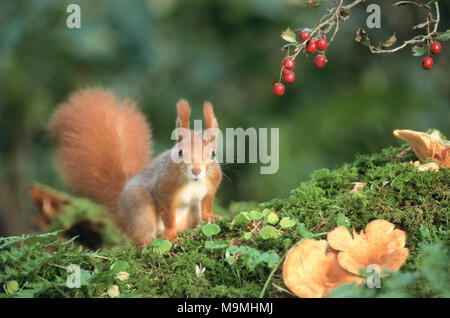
49, 88, 222, 244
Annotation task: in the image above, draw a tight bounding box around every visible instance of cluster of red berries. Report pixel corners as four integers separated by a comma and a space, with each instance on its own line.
274, 29, 329, 96
422, 41, 442, 70
301, 30, 328, 69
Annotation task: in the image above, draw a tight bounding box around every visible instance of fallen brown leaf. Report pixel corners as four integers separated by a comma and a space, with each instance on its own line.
30, 183, 71, 228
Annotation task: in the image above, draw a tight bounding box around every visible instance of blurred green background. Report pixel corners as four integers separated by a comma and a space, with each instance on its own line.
0, 0, 448, 237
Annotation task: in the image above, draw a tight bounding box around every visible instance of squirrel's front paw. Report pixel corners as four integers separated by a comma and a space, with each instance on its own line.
206, 214, 221, 223
165, 231, 179, 244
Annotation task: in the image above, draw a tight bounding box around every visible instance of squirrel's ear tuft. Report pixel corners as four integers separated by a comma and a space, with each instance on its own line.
176, 99, 191, 130
203, 102, 218, 130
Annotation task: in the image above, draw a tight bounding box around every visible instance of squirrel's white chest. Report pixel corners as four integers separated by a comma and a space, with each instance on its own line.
157, 181, 208, 236
177, 181, 208, 206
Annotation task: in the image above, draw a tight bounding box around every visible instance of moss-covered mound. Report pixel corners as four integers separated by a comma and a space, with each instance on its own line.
1, 143, 449, 298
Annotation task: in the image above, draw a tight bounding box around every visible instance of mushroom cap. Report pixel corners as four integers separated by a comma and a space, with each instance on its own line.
393, 129, 450, 167
283, 239, 363, 298
327, 220, 409, 275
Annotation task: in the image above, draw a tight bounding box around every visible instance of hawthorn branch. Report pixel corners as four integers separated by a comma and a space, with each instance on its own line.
368, 1, 440, 54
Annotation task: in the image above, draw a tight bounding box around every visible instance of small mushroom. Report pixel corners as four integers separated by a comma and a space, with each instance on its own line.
349, 182, 367, 194
417, 162, 440, 172
393, 129, 450, 168
283, 239, 363, 298
327, 219, 409, 275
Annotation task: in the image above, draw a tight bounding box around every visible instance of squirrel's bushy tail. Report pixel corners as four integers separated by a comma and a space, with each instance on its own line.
49, 88, 151, 211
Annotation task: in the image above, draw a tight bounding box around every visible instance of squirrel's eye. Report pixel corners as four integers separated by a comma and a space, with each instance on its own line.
179, 150, 183, 157
211, 151, 216, 159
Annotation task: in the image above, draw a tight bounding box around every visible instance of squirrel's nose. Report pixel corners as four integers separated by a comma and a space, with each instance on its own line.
191, 167, 202, 176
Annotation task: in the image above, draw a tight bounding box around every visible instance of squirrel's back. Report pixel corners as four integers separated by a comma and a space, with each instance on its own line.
49, 88, 151, 211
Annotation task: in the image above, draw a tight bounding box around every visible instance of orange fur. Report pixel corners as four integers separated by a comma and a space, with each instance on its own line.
49, 88, 151, 211
203, 102, 217, 130
176, 99, 191, 129
50, 89, 222, 245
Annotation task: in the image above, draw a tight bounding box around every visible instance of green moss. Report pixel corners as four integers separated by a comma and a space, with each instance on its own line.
1, 143, 449, 298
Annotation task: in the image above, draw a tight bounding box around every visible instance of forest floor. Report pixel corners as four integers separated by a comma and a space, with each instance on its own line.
0, 141, 449, 298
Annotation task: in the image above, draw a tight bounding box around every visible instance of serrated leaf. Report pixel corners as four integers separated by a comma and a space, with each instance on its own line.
412, 45, 427, 56
436, 30, 450, 42
202, 224, 221, 237
355, 28, 372, 47
378, 33, 397, 49
393, 1, 420, 6
281, 27, 297, 43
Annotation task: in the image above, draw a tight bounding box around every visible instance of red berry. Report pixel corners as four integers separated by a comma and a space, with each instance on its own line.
309, 38, 318, 45
284, 71, 295, 83
283, 57, 295, 70
272, 211, 277, 214
300, 30, 310, 41
317, 38, 328, 51
273, 83, 285, 96
430, 41, 442, 54
281, 66, 289, 74
307, 41, 317, 53
314, 55, 327, 68
422, 57, 433, 69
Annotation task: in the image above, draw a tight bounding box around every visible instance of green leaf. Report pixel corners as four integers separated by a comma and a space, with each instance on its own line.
204, 241, 228, 250
248, 210, 263, 221
412, 45, 427, 56
110, 260, 129, 274
79, 269, 94, 286
202, 224, 221, 237
260, 226, 279, 240
297, 222, 314, 238
279, 217, 296, 229
262, 208, 272, 217
250, 252, 280, 270
4, 280, 19, 295
234, 212, 252, 226
151, 239, 173, 254
243, 232, 253, 240
436, 30, 450, 42
355, 28, 372, 48
281, 27, 297, 43
266, 212, 279, 225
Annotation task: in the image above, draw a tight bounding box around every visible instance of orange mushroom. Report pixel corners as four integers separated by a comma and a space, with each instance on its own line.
283, 239, 363, 298
393, 129, 450, 168
327, 219, 409, 276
